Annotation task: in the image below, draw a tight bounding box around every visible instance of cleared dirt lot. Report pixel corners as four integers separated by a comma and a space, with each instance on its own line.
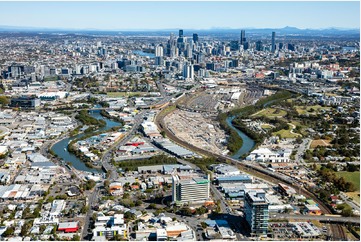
310, 139, 332, 148
164, 109, 228, 155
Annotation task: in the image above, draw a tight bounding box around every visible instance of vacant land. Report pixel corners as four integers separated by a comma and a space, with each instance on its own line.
336, 171, 360, 204
310, 139, 332, 148
252, 108, 287, 118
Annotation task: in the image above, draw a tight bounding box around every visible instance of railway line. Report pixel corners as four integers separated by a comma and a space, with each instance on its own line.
155, 107, 348, 240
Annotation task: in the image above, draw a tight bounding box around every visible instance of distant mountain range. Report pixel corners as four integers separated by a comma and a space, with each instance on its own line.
0, 25, 359, 36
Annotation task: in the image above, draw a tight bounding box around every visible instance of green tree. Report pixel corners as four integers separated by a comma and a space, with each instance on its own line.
0, 95, 10, 106
84, 179, 96, 190
80, 205, 89, 214
71, 234, 81, 241
147, 203, 157, 209
200, 222, 208, 229
2, 226, 14, 237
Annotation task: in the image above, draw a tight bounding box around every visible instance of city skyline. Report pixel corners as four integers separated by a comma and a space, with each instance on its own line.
0, 1, 359, 30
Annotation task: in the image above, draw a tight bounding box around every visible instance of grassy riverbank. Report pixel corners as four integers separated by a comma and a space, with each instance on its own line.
218, 90, 294, 156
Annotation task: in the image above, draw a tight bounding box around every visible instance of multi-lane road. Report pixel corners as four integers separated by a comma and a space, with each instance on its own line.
101, 110, 146, 180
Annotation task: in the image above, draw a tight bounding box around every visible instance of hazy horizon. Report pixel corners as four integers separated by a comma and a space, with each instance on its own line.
0, 25, 359, 32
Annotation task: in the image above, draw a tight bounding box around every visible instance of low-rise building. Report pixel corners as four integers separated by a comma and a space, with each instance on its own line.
57, 222, 79, 233
92, 214, 127, 240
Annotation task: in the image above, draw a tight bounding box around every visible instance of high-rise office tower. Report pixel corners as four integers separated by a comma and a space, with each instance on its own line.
197, 53, 204, 63
177, 29, 186, 52
271, 32, 276, 53
155, 45, 163, 57
240, 30, 246, 45
243, 42, 249, 51
193, 33, 199, 43
244, 190, 269, 236
186, 44, 192, 58
182, 62, 194, 80
230, 40, 240, 51
155, 56, 163, 66
256, 41, 263, 51
287, 43, 295, 51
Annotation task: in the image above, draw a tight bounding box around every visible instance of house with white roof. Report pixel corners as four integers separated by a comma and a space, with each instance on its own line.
246, 148, 291, 162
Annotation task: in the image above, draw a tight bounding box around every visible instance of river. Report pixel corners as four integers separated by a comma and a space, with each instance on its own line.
225, 99, 282, 159
51, 110, 122, 173
133, 50, 155, 58
226, 116, 255, 159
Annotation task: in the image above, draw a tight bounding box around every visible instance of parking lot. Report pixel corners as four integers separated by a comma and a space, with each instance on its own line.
270, 222, 323, 240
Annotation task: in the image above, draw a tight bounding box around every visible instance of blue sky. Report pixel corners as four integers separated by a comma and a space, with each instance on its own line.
0, 1, 359, 30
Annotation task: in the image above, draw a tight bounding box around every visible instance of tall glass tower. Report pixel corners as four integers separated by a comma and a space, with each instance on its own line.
271, 31, 276, 53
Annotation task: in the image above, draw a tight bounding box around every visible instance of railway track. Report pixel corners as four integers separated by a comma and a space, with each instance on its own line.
155, 108, 347, 240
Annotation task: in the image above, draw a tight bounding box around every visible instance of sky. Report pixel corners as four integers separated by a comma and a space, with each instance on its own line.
0, 1, 359, 30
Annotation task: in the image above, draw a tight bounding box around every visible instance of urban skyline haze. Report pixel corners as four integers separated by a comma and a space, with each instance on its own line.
0, 1, 359, 30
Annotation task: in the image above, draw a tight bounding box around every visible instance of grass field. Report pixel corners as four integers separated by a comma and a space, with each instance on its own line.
272, 124, 301, 138
44, 76, 58, 82
295, 105, 331, 115
336, 171, 360, 204
261, 124, 274, 130
252, 108, 287, 118
310, 139, 332, 148
107, 92, 144, 98
290, 120, 309, 136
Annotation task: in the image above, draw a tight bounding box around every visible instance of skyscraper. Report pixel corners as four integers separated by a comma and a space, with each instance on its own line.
256, 41, 263, 51
155, 56, 163, 66
287, 43, 295, 51
193, 33, 199, 43
244, 190, 269, 236
230, 40, 240, 51
186, 44, 192, 58
179, 29, 184, 38
271, 32, 276, 53
182, 62, 194, 80
240, 30, 246, 45
155, 45, 163, 57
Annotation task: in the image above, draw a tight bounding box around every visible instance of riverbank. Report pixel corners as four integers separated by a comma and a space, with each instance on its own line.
218, 90, 295, 158
51, 110, 122, 172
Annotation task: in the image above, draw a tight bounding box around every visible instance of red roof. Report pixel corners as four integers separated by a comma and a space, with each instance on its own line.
58, 222, 79, 233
